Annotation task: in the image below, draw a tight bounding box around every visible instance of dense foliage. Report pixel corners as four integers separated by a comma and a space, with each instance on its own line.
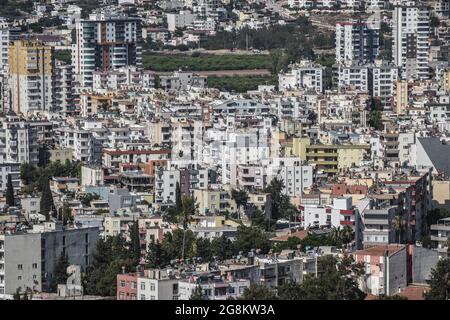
424, 258, 450, 300
83, 235, 140, 297
207, 75, 277, 92
143, 53, 270, 71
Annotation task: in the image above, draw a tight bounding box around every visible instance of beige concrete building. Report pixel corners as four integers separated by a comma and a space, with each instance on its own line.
9, 40, 54, 116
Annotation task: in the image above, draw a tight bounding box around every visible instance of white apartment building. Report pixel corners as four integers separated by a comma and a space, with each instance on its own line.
60, 127, 96, 163
278, 61, 324, 93
268, 158, 313, 197
166, 11, 197, 32
92, 66, 155, 91
371, 61, 399, 110
337, 64, 369, 92
154, 169, 180, 205
393, 4, 431, 80
335, 20, 380, 66
137, 269, 179, 300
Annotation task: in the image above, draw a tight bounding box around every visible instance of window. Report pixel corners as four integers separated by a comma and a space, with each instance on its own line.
141, 282, 145, 290
32, 263, 38, 269
18, 276, 22, 280
140, 294, 146, 300
120, 280, 126, 287
150, 283, 155, 291
18, 264, 23, 270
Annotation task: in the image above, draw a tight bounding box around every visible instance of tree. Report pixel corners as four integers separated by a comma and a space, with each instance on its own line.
240, 284, 278, 300
129, 221, 141, 264
13, 288, 22, 300
424, 258, 450, 300
392, 215, 406, 244
175, 182, 182, 211
40, 178, 55, 220
83, 235, 137, 297
211, 235, 235, 260
190, 285, 204, 300
280, 255, 366, 300
5, 174, 15, 206
368, 97, 384, 130
146, 239, 170, 268
80, 193, 100, 207
231, 189, 249, 219
177, 196, 198, 260
264, 178, 285, 221
234, 225, 271, 255
52, 253, 70, 291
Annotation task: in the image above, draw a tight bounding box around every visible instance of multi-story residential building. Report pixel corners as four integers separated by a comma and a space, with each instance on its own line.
92, 66, 155, 91
353, 244, 407, 296
9, 40, 54, 116
0, 116, 42, 165
72, 12, 142, 87
337, 64, 369, 92
372, 61, 399, 110
166, 11, 197, 32
278, 61, 324, 93
0, 19, 21, 72
159, 71, 206, 91
137, 269, 179, 300
53, 61, 74, 116
335, 20, 379, 66
0, 163, 20, 192
178, 274, 251, 300
296, 141, 370, 175
360, 200, 398, 248
0, 222, 99, 299
393, 3, 431, 80
430, 217, 450, 257
116, 272, 138, 300
193, 188, 237, 215
300, 197, 360, 235
269, 158, 313, 196
60, 127, 98, 163
102, 148, 171, 168
154, 169, 180, 206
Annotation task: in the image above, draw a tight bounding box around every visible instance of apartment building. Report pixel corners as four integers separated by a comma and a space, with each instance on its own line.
178, 275, 250, 300
353, 244, 407, 296
72, 12, 142, 87
92, 66, 155, 91
9, 40, 54, 116
393, 4, 431, 80
137, 269, 179, 300
300, 196, 359, 232
430, 217, 450, 257
0, 222, 99, 299
278, 60, 324, 93
335, 20, 379, 65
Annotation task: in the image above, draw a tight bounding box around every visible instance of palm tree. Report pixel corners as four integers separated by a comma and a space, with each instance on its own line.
342, 226, 354, 250
330, 226, 342, 246
231, 189, 249, 220
392, 215, 405, 244
177, 196, 198, 260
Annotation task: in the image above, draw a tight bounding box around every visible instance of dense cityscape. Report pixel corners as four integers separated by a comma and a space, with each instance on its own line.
0, 0, 449, 302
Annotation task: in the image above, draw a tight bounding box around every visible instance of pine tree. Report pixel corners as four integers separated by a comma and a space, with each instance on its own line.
5, 174, 15, 206
129, 222, 141, 264
175, 182, 182, 210
190, 285, 204, 300
40, 178, 54, 220
53, 254, 70, 291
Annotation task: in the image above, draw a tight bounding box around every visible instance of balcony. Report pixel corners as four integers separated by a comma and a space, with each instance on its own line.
340, 220, 355, 226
